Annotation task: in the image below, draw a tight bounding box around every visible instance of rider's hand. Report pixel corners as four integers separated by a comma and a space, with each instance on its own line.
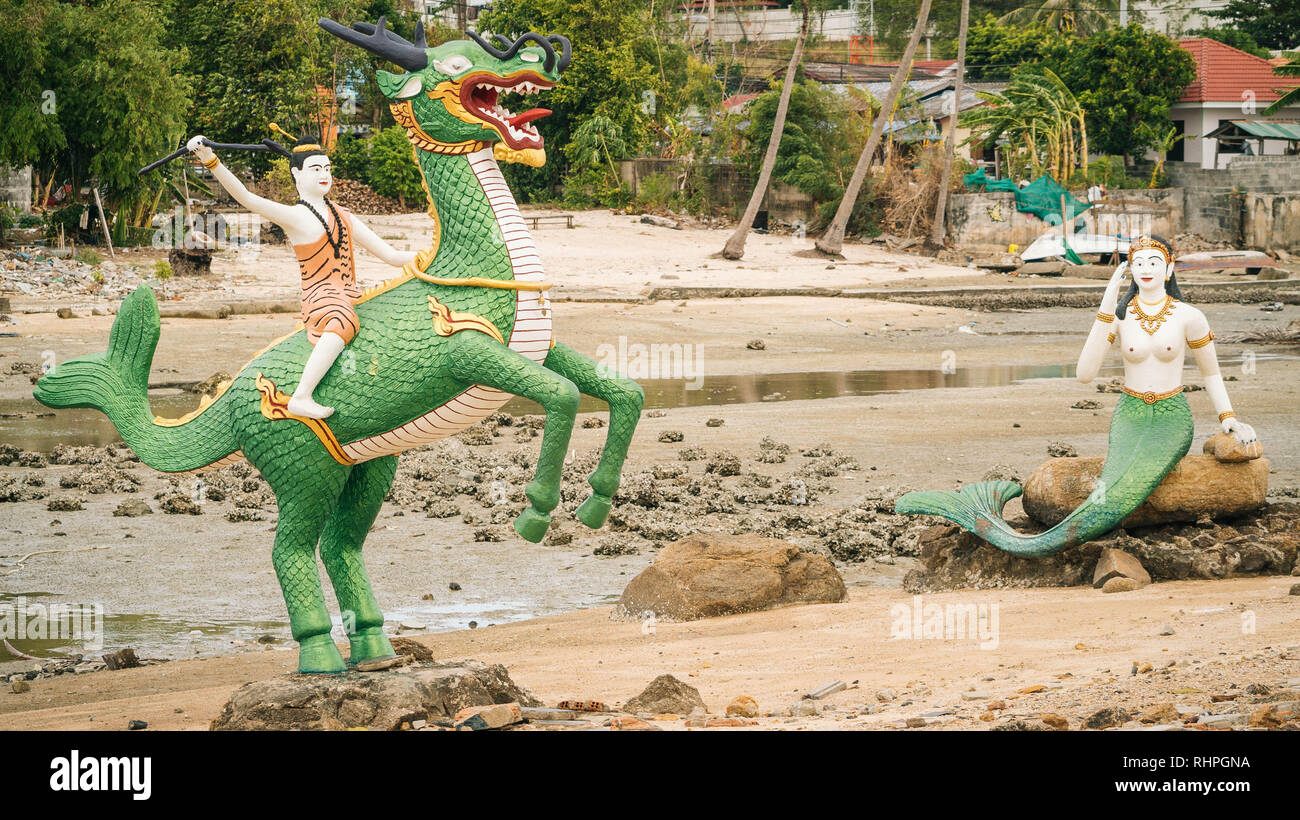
1223, 417, 1257, 445
1100, 261, 1128, 314
186, 135, 216, 165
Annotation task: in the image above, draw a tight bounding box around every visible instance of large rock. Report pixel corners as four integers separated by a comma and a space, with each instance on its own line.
1202, 432, 1263, 463
210, 660, 541, 731
1022, 454, 1268, 529
624, 674, 707, 715
1092, 547, 1151, 588
617, 532, 846, 621
903, 503, 1300, 592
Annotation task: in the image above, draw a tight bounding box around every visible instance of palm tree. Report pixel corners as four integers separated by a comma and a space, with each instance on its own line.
927, 0, 970, 249
815, 0, 934, 256
961, 67, 1087, 183
999, 0, 1119, 36
1140, 123, 1192, 188
721, 0, 810, 260
1264, 52, 1300, 115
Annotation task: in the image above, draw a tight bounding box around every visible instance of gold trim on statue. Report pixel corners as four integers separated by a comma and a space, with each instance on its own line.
1122, 385, 1185, 405
1187, 331, 1214, 349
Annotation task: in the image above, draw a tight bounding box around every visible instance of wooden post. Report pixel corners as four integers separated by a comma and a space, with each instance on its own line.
93, 187, 115, 260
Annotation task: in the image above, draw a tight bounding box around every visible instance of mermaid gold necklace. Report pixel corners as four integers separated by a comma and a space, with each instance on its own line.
1129, 294, 1176, 335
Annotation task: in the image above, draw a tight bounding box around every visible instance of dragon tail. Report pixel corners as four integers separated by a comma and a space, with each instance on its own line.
896, 393, 1194, 557
33, 285, 240, 473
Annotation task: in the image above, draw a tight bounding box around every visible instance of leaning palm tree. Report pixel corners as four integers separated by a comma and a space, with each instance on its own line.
815, 0, 934, 256
999, 0, 1119, 36
1264, 52, 1300, 115
721, 0, 811, 260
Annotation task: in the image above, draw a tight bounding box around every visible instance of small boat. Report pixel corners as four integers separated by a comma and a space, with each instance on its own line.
1020, 232, 1129, 262
1176, 250, 1273, 274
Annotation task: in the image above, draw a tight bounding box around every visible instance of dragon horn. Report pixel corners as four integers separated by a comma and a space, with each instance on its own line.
318, 15, 428, 72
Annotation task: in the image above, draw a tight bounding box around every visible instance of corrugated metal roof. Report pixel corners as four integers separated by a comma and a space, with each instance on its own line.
1206, 120, 1300, 140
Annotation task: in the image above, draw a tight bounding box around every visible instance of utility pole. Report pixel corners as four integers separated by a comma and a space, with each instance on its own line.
1120, 0, 1128, 26
707, 0, 716, 62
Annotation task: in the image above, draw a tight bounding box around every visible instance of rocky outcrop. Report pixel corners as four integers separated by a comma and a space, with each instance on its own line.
1022, 454, 1268, 529
617, 532, 846, 621
903, 502, 1300, 592
210, 660, 541, 731
623, 674, 707, 715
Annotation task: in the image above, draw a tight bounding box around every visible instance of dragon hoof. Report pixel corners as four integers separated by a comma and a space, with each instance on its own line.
297, 633, 347, 674
513, 506, 551, 543
575, 493, 613, 529
348, 627, 396, 668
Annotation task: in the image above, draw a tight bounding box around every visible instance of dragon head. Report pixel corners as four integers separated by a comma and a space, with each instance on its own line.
319, 16, 569, 167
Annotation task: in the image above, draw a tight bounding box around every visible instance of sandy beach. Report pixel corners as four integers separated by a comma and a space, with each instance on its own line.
2, 208, 1298, 730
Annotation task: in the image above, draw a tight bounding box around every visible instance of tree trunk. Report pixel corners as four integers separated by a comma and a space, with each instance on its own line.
815, 0, 934, 256
720, 0, 810, 260
927, 0, 969, 250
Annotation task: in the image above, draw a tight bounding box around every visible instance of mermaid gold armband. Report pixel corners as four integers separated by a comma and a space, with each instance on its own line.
1219, 410, 1236, 422
198, 155, 220, 170
1096, 312, 1114, 323
1107, 332, 1115, 344
1187, 331, 1214, 349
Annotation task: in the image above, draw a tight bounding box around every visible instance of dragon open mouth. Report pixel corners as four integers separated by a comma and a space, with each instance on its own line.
461, 72, 554, 150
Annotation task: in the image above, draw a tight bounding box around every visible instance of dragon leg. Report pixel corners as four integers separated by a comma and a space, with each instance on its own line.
261, 457, 350, 674
447, 332, 580, 543
543, 341, 644, 529
318, 455, 399, 668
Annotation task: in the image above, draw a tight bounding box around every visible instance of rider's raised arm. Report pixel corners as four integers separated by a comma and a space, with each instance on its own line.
347, 215, 418, 268
187, 136, 302, 228
1077, 262, 1126, 383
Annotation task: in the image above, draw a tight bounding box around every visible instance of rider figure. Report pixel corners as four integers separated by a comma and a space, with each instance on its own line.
187, 131, 416, 419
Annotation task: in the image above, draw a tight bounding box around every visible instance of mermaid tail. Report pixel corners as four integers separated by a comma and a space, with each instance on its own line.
895, 392, 1193, 557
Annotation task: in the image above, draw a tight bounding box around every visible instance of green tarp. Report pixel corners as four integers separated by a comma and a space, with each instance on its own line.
1015, 175, 1091, 222
963, 168, 1018, 193
963, 170, 1091, 223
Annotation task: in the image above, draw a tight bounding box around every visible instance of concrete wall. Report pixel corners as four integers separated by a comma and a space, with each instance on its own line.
679, 8, 859, 43
1167, 156, 1300, 245
1244, 193, 1300, 251
0, 166, 32, 212
948, 188, 1179, 249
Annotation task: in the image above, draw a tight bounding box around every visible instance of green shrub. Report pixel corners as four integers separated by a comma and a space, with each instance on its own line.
330, 133, 372, 183
75, 248, 102, 265
45, 203, 86, 241
152, 259, 173, 280
633, 172, 677, 211
561, 166, 631, 209
368, 126, 426, 208
262, 157, 297, 203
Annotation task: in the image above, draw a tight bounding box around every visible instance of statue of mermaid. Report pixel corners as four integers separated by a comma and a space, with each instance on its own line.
895, 235, 1259, 557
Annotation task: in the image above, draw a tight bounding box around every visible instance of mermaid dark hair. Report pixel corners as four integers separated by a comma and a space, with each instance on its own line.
1116, 234, 1184, 319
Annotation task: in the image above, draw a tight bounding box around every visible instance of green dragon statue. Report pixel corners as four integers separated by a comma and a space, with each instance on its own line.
33, 18, 644, 674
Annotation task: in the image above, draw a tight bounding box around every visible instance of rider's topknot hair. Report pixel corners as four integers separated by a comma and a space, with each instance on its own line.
288, 135, 328, 171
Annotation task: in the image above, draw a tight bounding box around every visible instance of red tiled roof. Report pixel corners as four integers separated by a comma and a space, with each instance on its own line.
1178, 38, 1299, 103
721, 92, 761, 112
